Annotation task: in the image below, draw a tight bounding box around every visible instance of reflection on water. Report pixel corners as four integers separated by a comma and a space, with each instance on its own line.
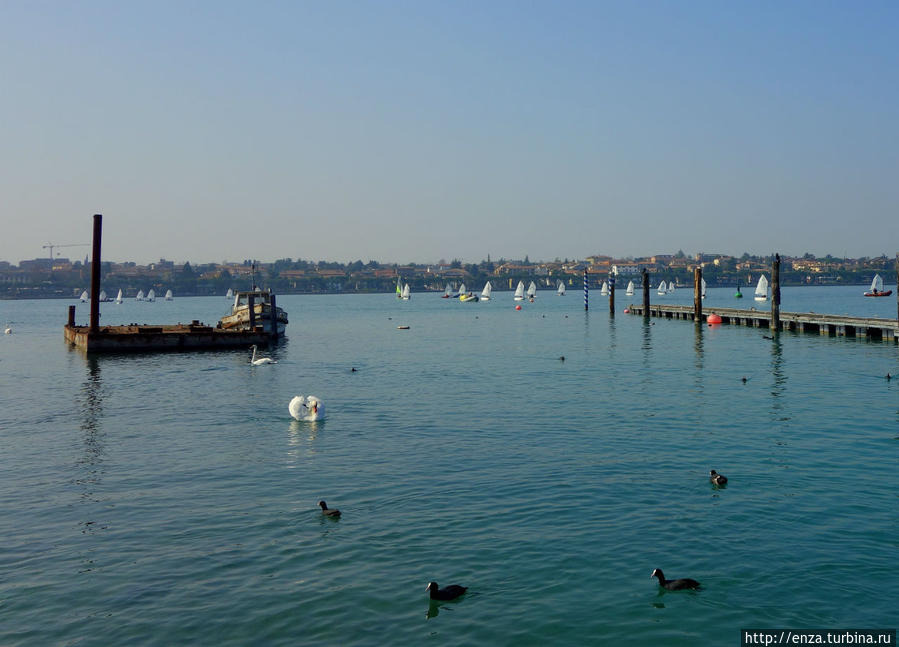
693, 323, 705, 401
76, 356, 107, 573
769, 334, 787, 415
286, 420, 321, 465
640, 319, 653, 400
77, 357, 105, 503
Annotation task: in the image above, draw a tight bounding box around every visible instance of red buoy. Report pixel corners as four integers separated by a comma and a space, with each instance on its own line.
707, 313, 722, 324
515, 305, 522, 310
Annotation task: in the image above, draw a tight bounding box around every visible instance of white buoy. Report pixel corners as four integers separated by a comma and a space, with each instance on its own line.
289, 395, 325, 421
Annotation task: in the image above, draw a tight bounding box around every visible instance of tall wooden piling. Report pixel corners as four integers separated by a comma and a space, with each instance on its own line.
642, 268, 650, 316
89, 214, 102, 334
896, 253, 898, 324
270, 294, 279, 340
771, 253, 781, 332
693, 266, 702, 322
68, 305, 76, 327
248, 294, 256, 330
584, 267, 588, 311
608, 272, 615, 315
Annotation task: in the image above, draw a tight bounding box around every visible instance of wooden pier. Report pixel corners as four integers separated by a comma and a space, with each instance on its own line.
626, 304, 898, 342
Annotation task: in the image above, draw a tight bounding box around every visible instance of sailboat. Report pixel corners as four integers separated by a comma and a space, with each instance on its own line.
701, 278, 707, 299
164, 289, 173, 301
513, 281, 525, 301
115, 289, 123, 304
557, 280, 565, 296
626, 280, 634, 296
599, 281, 608, 296
226, 288, 233, 299
401, 283, 411, 300
527, 281, 537, 301
98, 290, 108, 302
79, 290, 88, 302
396, 277, 403, 299
864, 273, 892, 297
657, 280, 667, 295
480, 281, 492, 301
754, 275, 769, 301
146, 289, 156, 302
441, 283, 451, 299
668, 281, 675, 294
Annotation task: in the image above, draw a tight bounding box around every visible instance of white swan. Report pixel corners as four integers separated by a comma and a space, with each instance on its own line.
289, 395, 325, 421
250, 344, 276, 365
4, 326, 11, 334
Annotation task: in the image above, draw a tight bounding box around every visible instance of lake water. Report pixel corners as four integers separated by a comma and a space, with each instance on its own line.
1, 286, 897, 646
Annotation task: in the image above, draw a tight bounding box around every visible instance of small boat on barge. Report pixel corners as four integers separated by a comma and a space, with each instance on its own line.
219, 289, 288, 335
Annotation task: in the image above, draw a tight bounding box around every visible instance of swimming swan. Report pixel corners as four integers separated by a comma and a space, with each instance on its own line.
289, 395, 325, 421
250, 345, 276, 365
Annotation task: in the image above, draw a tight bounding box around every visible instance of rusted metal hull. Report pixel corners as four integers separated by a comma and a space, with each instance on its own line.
64, 323, 273, 353
219, 303, 287, 335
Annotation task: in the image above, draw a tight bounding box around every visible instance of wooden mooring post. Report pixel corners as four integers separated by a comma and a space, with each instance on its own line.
68, 305, 76, 327
896, 253, 898, 324
89, 214, 102, 334
248, 294, 256, 329
270, 294, 279, 340
608, 271, 615, 316
584, 267, 588, 311
642, 268, 650, 317
693, 266, 702, 323
771, 253, 781, 332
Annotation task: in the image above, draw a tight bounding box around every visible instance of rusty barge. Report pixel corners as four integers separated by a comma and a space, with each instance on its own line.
64, 214, 283, 353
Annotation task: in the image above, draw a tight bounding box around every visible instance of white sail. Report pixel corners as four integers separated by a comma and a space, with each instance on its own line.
444, 284, 450, 297
657, 280, 667, 295
146, 289, 156, 302
701, 278, 707, 299
668, 281, 676, 294
136, 290, 145, 301
396, 277, 403, 298
557, 280, 565, 296
480, 281, 492, 300
226, 288, 233, 298
80, 290, 88, 302
98, 290, 107, 301
626, 280, 634, 296
115, 289, 123, 304
164, 289, 173, 301
458, 283, 467, 295
514, 281, 525, 300
527, 281, 537, 298
870, 274, 883, 293
401, 283, 411, 300
754, 274, 768, 301
600, 281, 608, 296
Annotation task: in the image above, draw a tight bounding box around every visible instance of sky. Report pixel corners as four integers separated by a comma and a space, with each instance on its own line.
1, 1, 897, 266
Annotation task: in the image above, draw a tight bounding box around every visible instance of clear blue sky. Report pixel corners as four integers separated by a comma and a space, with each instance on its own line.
1, 1, 896, 265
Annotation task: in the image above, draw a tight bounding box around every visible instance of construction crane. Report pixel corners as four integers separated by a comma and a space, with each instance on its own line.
43, 243, 90, 269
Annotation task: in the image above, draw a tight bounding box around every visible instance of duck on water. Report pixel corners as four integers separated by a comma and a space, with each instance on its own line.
651, 569, 701, 590
426, 581, 467, 600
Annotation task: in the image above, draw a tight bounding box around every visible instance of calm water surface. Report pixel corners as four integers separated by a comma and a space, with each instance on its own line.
1, 287, 897, 646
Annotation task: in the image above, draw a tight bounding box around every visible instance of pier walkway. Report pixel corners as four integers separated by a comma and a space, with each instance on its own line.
626, 304, 898, 342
